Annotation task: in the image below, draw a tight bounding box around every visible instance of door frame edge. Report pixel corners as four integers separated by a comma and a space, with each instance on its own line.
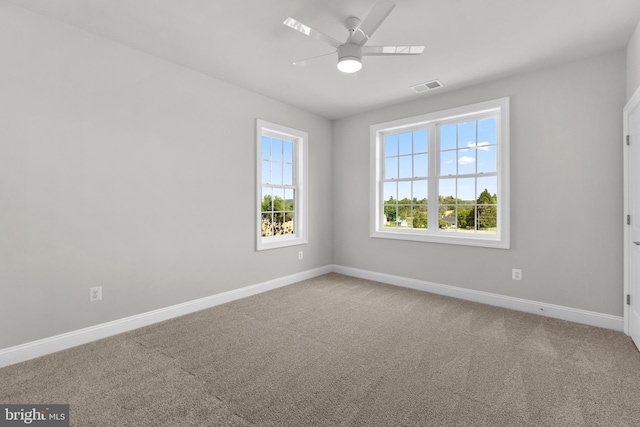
622, 86, 640, 335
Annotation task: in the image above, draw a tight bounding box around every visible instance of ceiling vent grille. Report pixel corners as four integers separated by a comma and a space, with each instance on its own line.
411, 80, 443, 93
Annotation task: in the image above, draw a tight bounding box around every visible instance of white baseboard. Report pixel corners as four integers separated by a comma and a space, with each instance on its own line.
332, 265, 624, 332
1, 264, 624, 369
0, 266, 332, 369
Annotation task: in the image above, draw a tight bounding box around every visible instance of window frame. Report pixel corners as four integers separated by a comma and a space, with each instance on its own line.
256, 119, 308, 251
370, 97, 510, 249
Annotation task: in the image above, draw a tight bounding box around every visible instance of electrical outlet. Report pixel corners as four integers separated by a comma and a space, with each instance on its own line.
89, 286, 102, 302
298, 251, 303, 260
512, 269, 522, 281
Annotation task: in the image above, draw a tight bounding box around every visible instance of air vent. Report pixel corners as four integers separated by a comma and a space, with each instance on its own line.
410, 80, 443, 93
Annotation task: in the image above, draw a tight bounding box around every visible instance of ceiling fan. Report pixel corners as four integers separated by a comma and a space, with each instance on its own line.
283, 0, 424, 73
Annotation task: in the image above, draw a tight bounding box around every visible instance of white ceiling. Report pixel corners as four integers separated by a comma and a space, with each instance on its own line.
6, 0, 640, 120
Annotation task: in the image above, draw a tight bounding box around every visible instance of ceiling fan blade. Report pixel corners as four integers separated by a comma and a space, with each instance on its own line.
363, 45, 425, 55
352, 0, 396, 45
292, 51, 336, 67
283, 17, 342, 48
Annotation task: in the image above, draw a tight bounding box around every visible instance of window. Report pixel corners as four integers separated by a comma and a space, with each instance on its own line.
370, 97, 509, 248
256, 119, 307, 251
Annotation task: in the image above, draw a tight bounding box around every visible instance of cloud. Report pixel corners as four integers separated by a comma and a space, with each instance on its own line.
467, 141, 491, 151
458, 156, 475, 165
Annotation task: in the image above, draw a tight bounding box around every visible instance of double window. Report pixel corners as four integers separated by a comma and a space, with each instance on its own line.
256, 120, 307, 251
371, 98, 510, 248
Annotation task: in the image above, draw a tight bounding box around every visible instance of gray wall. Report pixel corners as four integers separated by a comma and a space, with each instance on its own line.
0, 3, 333, 349
332, 50, 626, 317
628, 19, 640, 100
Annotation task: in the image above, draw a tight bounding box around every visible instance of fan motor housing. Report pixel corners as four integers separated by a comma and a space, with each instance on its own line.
338, 43, 363, 62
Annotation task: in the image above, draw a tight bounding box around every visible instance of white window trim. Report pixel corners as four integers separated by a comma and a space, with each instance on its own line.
256, 119, 308, 251
370, 97, 510, 249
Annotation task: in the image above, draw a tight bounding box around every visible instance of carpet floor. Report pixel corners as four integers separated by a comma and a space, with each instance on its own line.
1, 273, 639, 426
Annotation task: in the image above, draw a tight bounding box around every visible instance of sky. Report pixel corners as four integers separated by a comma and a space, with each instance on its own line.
384, 117, 498, 203
261, 136, 295, 209
262, 136, 294, 188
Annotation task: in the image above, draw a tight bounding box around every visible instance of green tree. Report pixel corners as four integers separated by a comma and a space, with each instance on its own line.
262, 194, 272, 212
262, 195, 285, 223
273, 196, 284, 212
398, 198, 412, 224
457, 206, 475, 229
477, 188, 497, 205
384, 205, 397, 224
412, 207, 427, 228
412, 197, 427, 205
384, 196, 397, 224
438, 195, 456, 218
285, 198, 294, 211
476, 189, 497, 229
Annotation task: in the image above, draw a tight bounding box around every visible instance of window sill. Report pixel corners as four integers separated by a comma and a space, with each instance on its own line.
257, 235, 307, 251
371, 229, 509, 249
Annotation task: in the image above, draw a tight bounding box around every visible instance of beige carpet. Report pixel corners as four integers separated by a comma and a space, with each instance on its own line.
1, 273, 639, 426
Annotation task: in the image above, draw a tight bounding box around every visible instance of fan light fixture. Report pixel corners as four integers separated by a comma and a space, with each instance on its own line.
337, 57, 362, 73
337, 44, 363, 73
284, 1, 425, 74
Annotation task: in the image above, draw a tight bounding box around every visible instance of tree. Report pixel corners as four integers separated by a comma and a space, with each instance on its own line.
412, 197, 427, 205
384, 205, 397, 224
285, 198, 294, 212
476, 189, 497, 229
261, 194, 272, 212
398, 198, 411, 223
457, 206, 474, 229
384, 196, 397, 224
272, 196, 284, 212
262, 195, 295, 236
438, 195, 456, 218
477, 188, 496, 205
412, 207, 427, 228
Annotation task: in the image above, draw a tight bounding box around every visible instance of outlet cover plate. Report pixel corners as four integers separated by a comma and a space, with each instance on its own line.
89, 286, 102, 302
512, 269, 522, 281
